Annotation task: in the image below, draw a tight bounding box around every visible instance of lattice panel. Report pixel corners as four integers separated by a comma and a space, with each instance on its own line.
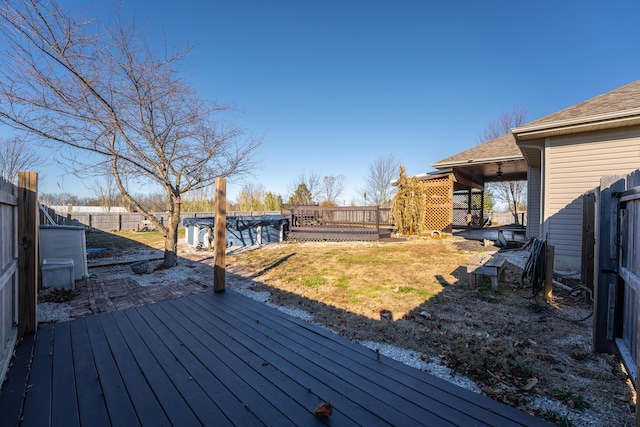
422, 177, 453, 233
452, 190, 484, 228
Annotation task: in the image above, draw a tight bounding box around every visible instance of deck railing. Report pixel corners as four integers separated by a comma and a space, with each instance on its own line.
287, 206, 391, 229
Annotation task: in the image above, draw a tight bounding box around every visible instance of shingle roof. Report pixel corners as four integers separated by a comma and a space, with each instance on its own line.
516, 80, 640, 130
431, 133, 522, 167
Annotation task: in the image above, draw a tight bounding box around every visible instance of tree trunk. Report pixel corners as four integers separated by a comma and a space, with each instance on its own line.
163, 206, 182, 268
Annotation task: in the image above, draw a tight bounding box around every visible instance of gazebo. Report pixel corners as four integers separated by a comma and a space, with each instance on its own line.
420, 133, 528, 233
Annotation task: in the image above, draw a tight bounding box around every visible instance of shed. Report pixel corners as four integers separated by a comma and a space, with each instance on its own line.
39, 225, 89, 281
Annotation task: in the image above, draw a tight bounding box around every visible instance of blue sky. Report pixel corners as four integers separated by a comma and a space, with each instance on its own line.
12, 0, 640, 204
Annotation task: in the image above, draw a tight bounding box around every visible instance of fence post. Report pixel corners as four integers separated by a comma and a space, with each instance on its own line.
594, 175, 626, 353
214, 178, 227, 293
17, 172, 38, 336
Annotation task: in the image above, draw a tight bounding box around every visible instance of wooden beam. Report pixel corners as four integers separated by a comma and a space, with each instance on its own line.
214, 178, 227, 293
17, 171, 38, 336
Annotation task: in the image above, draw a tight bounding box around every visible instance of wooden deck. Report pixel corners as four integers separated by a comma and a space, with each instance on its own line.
287, 226, 394, 242
0, 291, 551, 426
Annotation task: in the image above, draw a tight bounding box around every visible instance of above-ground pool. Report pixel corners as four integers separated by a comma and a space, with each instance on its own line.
182, 215, 287, 249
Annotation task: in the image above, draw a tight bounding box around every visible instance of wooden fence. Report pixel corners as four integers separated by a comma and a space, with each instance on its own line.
40, 208, 280, 231
0, 176, 18, 386
0, 172, 38, 386
592, 169, 640, 420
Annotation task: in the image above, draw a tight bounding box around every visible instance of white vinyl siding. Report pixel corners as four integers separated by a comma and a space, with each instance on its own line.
545, 126, 640, 269
527, 166, 541, 238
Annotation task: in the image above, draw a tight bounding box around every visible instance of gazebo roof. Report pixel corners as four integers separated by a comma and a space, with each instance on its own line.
431, 133, 527, 183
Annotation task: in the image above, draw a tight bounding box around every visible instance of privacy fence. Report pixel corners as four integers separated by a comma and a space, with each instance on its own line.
591, 169, 640, 398
41, 207, 280, 231
0, 176, 18, 386
0, 172, 39, 386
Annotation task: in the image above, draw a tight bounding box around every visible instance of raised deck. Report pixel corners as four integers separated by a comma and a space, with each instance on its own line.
0, 291, 550, 426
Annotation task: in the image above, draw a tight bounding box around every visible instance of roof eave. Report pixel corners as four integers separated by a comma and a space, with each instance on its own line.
512, 109, 640, 139
431, 154, 523, 169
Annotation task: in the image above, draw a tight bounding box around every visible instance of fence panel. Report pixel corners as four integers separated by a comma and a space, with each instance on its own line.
0, 176, 18, 386
615, 170, 640, 388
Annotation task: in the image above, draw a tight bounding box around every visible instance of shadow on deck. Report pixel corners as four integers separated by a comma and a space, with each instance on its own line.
0, 291, 551, 426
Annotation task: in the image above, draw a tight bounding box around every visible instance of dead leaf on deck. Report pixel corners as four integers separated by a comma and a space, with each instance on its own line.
314, 402, 332, 417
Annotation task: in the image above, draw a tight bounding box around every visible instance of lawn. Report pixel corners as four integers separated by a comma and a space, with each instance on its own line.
226, 238, 477, 320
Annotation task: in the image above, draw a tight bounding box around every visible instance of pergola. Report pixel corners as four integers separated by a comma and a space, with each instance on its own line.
421, 133, 528, 232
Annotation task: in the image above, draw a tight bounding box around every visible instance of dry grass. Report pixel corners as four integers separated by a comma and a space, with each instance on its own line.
85, 229, 184, 251
227, 238, 478, 320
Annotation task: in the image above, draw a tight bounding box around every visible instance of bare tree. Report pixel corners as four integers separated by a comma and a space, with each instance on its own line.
288, 172, 321, 204
320, 174, 345, 205
478, 108, 527, 144
236, 183, 266, 211
479, 108, 528, 224
92, 167, 120, 212
180, 187, 215, 212
0, 135, 40, 183
364, 154, 400, 207
0, 1, 260, 267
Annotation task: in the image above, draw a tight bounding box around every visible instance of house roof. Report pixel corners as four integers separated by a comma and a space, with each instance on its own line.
431, 133, 527, 183
428, 80, 640, 182
512, 80, 640, 167
432, 133, 522, 166
513, 80, 640, 138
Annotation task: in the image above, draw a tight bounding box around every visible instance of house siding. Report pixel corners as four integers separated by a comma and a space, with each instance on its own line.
527, 166, 541, 239
545, 126, 640, 269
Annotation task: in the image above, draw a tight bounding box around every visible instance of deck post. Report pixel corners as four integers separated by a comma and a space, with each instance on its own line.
17, 172, 38, 336
214, 177, 227, 293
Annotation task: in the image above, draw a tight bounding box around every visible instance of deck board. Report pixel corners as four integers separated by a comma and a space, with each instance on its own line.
183, 294, 452, 426
50, 322, 79, 427
1, 291, 552, 426
196, 291, 524, 426
96, 314, 169, 426
68, 319, 110, 427
21, 325, 54, 427
116, 308, 209, 426
0, 333, 34, 426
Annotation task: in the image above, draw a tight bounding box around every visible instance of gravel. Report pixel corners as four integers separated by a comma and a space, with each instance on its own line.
37, 302, 72, 323
359, 341, 482, 393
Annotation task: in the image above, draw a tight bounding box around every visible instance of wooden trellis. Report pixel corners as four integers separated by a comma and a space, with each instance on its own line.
421, 176, 453, 233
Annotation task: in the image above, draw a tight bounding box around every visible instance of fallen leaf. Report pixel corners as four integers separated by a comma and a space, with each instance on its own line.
314, 402, 332, 417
